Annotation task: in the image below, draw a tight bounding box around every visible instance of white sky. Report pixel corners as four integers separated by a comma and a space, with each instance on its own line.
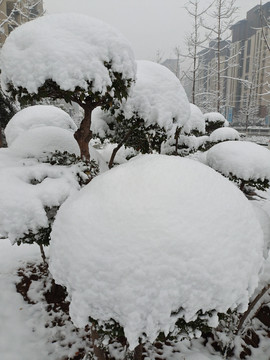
43, 0, 262, 61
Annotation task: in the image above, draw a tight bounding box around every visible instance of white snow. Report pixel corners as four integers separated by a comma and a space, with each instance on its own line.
209, 127, 240, 142
5, 105, 77, 146
207, 141, 270, 181
49, 154, 263, 350
9, 126, 80, 158
182, 103, 205, 135
1, 13, 136, 94
118, 60, 190, 131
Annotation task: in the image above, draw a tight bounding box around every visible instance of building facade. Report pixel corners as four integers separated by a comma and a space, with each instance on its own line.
196, 2, 270, 123
0, 0, 43, 47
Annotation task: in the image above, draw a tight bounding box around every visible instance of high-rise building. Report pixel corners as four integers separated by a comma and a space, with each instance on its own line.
0, 0, 43, 47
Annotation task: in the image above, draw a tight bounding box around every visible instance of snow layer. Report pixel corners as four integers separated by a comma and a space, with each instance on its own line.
9, 126, 108, 172
207, 141, 270, 181
118, 60, 190, 131
182, 103, 205, 134
1, 13, 136, 94
49, 155, 263, 350
5, 105, 77, 146
209, 127, 240, 143
10, 126, 80, 158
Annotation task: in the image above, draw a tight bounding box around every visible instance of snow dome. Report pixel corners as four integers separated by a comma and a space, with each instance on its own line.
209, 127, 240, 143
5, 105, 77, 146
9, 126, 108, 172
207, 141, 270, 181
118, 60, 190, 131
1, 13, 136, 94
50, 155, 263, 349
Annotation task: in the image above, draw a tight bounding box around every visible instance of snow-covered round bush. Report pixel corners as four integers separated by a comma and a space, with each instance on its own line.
9, 126, 80, 158
50, 155, 263, 351
5, 105, 77, 146
9, 126, 108, 172
1, 13, 136, 160
207, 141, 270, 192
92, 60, 190, 165
209, 127, 240, 143
204, 112, 228, 134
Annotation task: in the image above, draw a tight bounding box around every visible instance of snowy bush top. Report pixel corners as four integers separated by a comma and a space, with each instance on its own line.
5, 105, 77, 146
117, 60, 190, 131
209, 127, 240, 143
8, 126, 108, 172
182, 103, 205, 135
207, 141, 270, 181
49, 155, 263, 350
0, 148, 81, 243
1, 13, 136, 94
204, 112, 228, 125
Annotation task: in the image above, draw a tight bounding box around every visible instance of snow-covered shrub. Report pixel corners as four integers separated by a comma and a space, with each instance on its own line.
5, 105, 77, 146
207, 141, 270, 193
50, 155, 263, 354
204, 112, 228, 134
92, 60, 190, 166
1, 13, 136, 160
199, 127, 240, 152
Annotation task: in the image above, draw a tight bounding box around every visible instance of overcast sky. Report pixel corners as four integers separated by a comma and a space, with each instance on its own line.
43, 0, 262, 61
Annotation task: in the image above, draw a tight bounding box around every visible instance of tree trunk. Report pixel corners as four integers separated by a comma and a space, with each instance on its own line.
74, 105, 94, 161
133, 343, 143, 360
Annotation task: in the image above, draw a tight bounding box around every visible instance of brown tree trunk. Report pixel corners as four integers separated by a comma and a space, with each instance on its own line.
74, 105, 94, 161
174, 126, 181, 155
133, 343, 143, 360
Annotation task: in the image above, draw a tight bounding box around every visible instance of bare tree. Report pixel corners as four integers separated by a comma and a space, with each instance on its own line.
183, 0, 213, 105
201, 0, 238, 112
0, 0, 44, 45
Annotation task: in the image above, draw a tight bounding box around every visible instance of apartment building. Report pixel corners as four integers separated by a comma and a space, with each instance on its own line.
197, 1, 270, 122
227, 2, 270, 119
0, 0, 43, 46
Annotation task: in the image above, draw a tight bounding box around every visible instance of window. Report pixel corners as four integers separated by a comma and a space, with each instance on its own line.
247, 39, 251, 56
246, 58, 250, 73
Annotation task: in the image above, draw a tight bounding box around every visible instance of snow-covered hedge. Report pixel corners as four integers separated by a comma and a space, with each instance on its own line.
49, 155, 263, 350
207, 141, 270, 191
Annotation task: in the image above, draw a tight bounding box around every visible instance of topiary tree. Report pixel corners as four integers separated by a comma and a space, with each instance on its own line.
204, 112, 229, 135
207, 141, 270, 195
0, 13, 136, 161
91, 60, 190, 167
49, 155, 264, 359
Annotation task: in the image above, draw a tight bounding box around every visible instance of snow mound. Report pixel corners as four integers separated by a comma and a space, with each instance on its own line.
204, 112, 228, 125
1, 13, 136, 94
49, 155, 263, 350
5, 105, 77, 146
207, 141, 270, 181
9, 126, 108, 172
183, 103, 205, 134
209, 127, 240, 143
119, 60, 190, 131
9, 126, 80, 158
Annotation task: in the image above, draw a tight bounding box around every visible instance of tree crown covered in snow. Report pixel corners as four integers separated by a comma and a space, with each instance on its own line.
1, 13, 136, 108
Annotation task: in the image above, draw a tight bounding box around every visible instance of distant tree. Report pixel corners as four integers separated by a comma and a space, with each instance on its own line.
201, 0, 238, 112
182, 0, 213, 105
1, 13, 136, 162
